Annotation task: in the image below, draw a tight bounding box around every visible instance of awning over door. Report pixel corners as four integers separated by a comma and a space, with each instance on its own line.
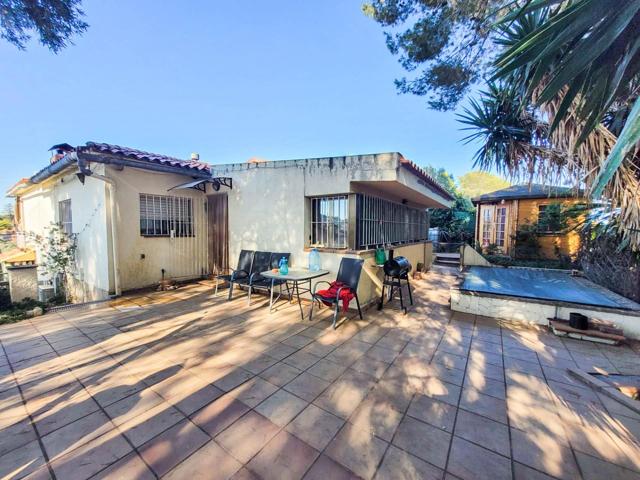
168, 177, 232, 193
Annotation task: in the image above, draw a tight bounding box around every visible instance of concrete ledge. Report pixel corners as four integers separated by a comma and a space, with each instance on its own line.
450, 288, 640, 339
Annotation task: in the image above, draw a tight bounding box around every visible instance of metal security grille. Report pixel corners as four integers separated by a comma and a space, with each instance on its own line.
139, 194, 193, 237
58, 199, 72, 235
355, 194, 429, 250
310, 195, 349, 248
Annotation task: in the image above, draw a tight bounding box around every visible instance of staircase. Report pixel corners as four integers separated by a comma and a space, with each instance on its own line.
434, 252, 461, 267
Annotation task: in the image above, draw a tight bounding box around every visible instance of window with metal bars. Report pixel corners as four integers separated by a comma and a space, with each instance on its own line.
355, 194, 429, 250
310, 195, 349, 248
58, 199, 72, 235
139, 194, 193, 237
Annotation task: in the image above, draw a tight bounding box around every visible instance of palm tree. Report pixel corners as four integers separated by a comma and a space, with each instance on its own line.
461, 1, 640, 248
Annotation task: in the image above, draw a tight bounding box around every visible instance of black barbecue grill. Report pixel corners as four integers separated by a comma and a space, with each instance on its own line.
378, 255, 413, 314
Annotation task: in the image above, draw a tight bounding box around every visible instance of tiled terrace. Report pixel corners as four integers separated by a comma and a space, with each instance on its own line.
1, 267, 640, 480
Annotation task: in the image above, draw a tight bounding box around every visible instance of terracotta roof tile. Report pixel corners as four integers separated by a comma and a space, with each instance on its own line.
82, 142, 211, 173
398, 158, 455, 201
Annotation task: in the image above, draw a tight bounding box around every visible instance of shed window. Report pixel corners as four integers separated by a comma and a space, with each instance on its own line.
58, 199, 72, 235
495, 206, 507, 247
482, 208, 492, 246
537, 204, 563, 233
355, 194, 429, 250
139, 194, 193, 237
310, 195, 349, 248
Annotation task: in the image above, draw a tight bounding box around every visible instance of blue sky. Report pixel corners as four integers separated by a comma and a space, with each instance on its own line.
1, 0, 484, 200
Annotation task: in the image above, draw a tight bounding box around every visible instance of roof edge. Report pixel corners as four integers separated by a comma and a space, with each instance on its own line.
398, 157, 455, 202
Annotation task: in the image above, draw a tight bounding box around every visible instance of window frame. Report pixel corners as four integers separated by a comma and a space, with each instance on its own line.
481, 208, 492, 247
354, 194, 429, 250
309, 195, 349, 249
536, 203, 563, 235
306, 193, 431, 252
58, 199, 73, 236
495, 206, 507, 247
139, 193, 194, 238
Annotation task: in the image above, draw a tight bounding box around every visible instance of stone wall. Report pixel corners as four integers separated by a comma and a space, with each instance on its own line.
8, 265, 38, 302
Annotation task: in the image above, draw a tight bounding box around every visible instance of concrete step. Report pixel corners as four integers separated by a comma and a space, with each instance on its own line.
435, 252, 461, 259
434, 253, 460, 266
434, 258, 460, 266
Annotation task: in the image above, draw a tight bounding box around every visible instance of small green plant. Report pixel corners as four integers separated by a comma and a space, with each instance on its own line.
0, 287, 10, 310
485, 243, 500, 255
32, 223, 77, 302
0, 297, 46, 325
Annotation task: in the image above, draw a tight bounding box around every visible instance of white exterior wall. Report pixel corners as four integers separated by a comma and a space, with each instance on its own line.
107, 166, 210, 291
19, 166, 111, 301
13, 151, 448, 303
214, 153, 443, 306
450, 289, 640, 339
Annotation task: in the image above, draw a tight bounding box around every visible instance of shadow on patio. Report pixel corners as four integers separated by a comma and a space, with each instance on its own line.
0, 267, 639, 479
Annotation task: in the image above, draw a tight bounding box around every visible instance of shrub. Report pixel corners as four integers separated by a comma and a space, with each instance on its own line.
513, 222, 541, 259
0, 297, 46, 325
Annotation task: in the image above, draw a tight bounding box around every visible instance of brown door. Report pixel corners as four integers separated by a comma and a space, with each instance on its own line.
207, 194, 229, 275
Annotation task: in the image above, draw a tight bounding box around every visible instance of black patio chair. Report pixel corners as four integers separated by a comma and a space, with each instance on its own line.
215, 250, 254, 296
309, 257, 364, 329
228, 251, 269, 301
246, 252, 292, 305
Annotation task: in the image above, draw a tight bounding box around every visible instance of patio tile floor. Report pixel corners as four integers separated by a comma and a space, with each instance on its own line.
1, 266, 640, 479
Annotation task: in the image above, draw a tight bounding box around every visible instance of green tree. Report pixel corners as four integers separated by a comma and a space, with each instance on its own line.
424, 166, 475, 242
424, 166, 457, 195
0, 204, 13, 231
456, 3, 640, 249
0, 218, 11, 231
0, 0, 88, 52
494, 0, 640, 198
363, 0, 511, 110
459, 171, 510, 198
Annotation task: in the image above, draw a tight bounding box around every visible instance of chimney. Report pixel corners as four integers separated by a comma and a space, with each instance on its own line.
48, 143, 74, 164
190, 153, 200, 162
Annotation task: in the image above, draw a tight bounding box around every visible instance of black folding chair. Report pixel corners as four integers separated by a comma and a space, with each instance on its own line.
309, 257, 364, 329
246, 252, 292, 305
227, 251, 268, 301
215, 250, 254, 296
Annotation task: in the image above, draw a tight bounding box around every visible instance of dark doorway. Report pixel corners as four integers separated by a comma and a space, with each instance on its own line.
208, 194, 228, 275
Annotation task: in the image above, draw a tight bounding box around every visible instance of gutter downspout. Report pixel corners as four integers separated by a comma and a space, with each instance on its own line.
78, 158, 122, 296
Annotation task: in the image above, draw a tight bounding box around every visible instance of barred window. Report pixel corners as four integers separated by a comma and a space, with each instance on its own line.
58, 199, 72, 235
139, 194, 193, 237
310, 195, 349, 249
355, 194, 428, 250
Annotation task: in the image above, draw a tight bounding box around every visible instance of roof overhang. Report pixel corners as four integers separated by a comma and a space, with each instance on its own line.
398, 158, 455, 204
352, 181, 448, 208
6, 178, 31, 197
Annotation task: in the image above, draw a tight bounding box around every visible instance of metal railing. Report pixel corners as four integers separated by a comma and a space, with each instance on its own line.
355, 194, 428, 250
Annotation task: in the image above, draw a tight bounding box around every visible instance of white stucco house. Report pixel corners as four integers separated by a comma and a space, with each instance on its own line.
7, 142, 453, 305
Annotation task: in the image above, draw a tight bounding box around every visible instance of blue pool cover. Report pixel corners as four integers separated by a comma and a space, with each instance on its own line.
461, 266, 633, 310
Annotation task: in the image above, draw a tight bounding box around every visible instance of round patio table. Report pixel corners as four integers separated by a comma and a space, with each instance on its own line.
261, 268, 329, 320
